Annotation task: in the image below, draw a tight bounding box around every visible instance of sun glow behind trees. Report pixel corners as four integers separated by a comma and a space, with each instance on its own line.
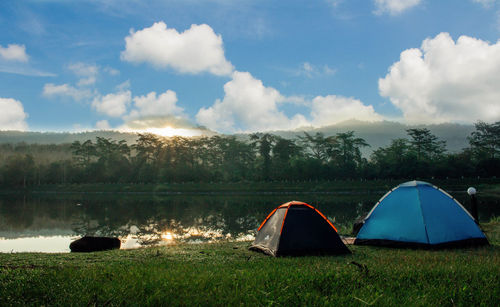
134, 126, 204, 138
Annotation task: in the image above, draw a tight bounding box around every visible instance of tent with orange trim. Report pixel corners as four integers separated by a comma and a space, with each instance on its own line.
249, 201, 350, 256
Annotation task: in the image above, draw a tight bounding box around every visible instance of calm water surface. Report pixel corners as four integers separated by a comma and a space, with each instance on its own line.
1, 190, 498, 252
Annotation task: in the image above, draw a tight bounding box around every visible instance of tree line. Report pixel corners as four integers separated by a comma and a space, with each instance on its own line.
0, 121, 499, 187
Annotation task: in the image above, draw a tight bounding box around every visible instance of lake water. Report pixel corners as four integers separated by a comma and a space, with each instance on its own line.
1, 190, 499, 253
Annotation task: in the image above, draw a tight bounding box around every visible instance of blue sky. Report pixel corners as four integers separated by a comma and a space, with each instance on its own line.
1, 0, 500, 135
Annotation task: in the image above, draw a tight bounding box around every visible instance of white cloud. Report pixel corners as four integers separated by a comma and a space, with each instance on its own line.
379, 32, 500, 124
326, 0, 343, 7
95, 120, 111, 130
43, 83, 92, 101
116, 80, 131, 91
77, 77, 95, 87
196, 71, 308, 133
323, 65, 336, 75
118, 87, 192, 136
472, 0, 496, 7
0, 98, 28, 131
121, 22, 234, 76
0, 44, 29, 62
294, 62, 337, 78
310, 95, 383, 126
303, 62, 314, 74
69, 62, 98, 77
72, 123, 84, 131
0, 44, 53, 77
104, 66, 120, 76
0, 66, 56, 77
127, 90, 184, 119
91, 90, 131, 117
69, 62, 98, 86
374, 0, 422, 15
196, 71, 385, 133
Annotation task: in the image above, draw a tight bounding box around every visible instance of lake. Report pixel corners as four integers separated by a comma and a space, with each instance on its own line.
1, 189, 499, 252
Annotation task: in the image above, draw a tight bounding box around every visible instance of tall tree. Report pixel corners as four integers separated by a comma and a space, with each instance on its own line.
297, 132, 335, 162
370, 138, 412, 178
406, 128, 446, 161
468, 121, 500, 159
331, 131, 369, 166
131, 134, 164, 182
250, 133, 276, 180
133, 133, 163, 164
94, 137, 131, 182
2, 154, 35, 187
70, 140, 96, 168
218, 136, 254, 181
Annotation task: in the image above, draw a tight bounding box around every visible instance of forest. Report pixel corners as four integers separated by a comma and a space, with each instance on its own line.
0, 121, 498, 187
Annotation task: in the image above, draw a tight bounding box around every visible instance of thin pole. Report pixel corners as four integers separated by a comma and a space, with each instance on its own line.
470, 194, 479, 224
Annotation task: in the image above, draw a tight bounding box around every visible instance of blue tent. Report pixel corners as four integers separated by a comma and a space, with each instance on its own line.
355, 181, 488, 248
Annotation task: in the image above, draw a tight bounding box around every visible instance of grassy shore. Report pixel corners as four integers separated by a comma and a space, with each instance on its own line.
1, 221, 499, 306
3, 178, 499, 194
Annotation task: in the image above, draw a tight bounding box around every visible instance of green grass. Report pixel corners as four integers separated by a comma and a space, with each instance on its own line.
1, 221, 499, 306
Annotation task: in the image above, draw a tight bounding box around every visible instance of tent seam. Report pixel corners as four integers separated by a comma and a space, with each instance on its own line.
416, 186, 431, 244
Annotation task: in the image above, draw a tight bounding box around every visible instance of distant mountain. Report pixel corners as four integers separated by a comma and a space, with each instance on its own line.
0, 120, 476, 156
0, 130, 140, 145
254, 120, 476, 156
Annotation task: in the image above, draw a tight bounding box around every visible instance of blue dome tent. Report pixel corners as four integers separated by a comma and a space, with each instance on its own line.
354, 181, 488, 248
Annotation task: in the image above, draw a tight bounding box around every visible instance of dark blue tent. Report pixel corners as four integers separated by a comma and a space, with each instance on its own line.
355, 181, 488, 248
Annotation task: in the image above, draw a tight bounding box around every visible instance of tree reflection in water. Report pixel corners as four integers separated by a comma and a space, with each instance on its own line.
1, 191, 498, 251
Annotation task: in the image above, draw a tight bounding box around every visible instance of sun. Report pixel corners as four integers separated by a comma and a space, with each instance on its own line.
140, 126, 203, 137
161, 232, 174, 241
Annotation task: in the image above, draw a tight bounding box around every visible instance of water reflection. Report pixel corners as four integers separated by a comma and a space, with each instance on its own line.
0, 236, 75, 253
0, 191, 498, 253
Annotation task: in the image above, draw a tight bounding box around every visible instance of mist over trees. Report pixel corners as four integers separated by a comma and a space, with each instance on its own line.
0, 122, 499, 187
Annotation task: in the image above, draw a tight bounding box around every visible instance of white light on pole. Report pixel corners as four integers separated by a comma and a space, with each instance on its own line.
467, 187, 477, 196
467, 187, 478, 223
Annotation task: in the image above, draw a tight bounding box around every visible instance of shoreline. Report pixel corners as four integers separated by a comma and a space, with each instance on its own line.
1, 178, 498, 194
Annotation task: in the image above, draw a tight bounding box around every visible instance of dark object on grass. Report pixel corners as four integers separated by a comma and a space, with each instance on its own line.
249, 201, 350, 257
350, 261, 369, 276
70, 236, 121, 252
354, 181, 489, 248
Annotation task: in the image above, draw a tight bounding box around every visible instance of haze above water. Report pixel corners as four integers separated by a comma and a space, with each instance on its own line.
1, 191, 498, 253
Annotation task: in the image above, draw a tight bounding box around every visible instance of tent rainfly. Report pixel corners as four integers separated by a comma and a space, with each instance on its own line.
250, 201, 350, 256
355, 181, 489, 248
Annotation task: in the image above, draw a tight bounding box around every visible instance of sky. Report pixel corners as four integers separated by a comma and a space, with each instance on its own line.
1, 0, 500, 136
